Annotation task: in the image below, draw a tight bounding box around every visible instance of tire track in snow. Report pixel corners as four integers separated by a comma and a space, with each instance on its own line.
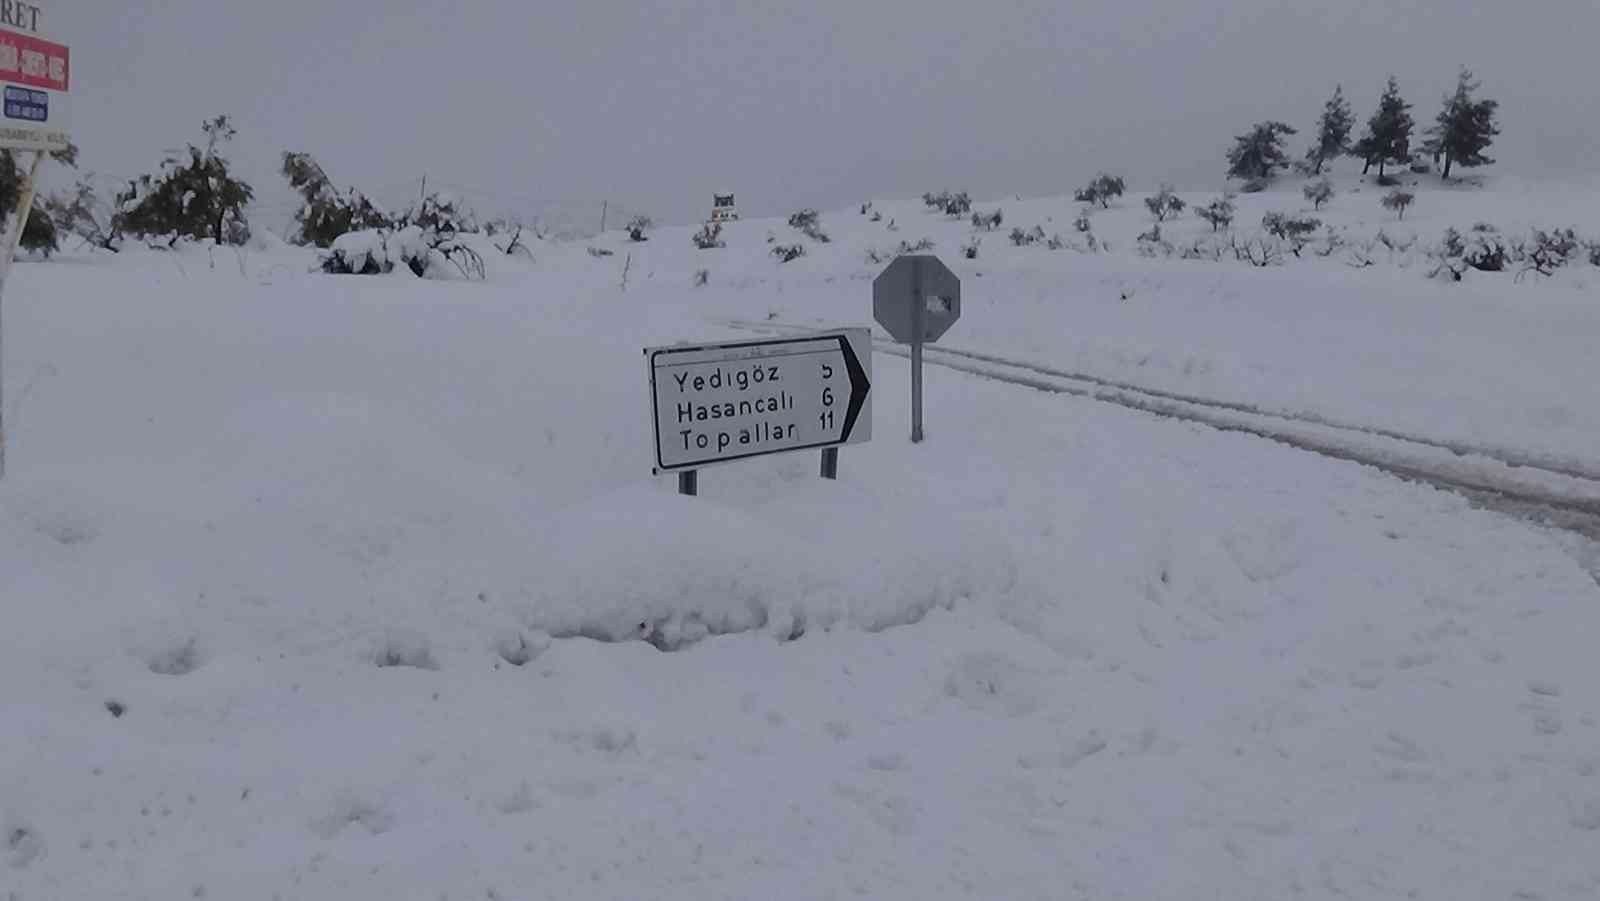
721, 319, 1600, 548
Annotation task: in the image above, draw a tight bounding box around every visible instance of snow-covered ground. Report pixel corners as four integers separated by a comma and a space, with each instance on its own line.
3, 173, 1599, 899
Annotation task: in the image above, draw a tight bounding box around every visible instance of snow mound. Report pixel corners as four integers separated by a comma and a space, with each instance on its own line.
517, 486, 1016, 650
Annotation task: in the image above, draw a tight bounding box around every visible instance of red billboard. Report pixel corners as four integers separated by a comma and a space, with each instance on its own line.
0, 28, 67, 93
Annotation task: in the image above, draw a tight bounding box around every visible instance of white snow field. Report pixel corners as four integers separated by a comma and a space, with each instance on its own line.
3, 174, 1599, 900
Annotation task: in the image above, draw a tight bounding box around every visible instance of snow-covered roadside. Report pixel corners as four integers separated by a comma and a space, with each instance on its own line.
2, 243, 1598, 899
546, 173, 1600, 473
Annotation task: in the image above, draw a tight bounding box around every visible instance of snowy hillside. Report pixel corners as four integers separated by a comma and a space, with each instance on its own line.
2, 174, 1599, 900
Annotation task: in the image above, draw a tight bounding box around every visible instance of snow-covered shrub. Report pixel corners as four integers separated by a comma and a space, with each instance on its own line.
1375, 229, 1416, 254
1145, 186, 1186, 222
1381, 190, 1415, 220
493, 224, 534, 260
1196, 195, 1236, 232
1519, 227, 1582, 278
692, 268, 709, 287
626, 215, 652, 242
1464, 226, 1507, 272
321, 226, 486, 280
788, 209, 829, 243
772, 243, 806, 263
42, 177, 120, 252
402, 192, 477, 236
1136, 223, 1171, 257
1073, 210, 1093, 233
1303, 178, 1335, 211
1231, 234, 1284, 267
1312, 227, 1346, 258
1074, 173, 1125, 209
281, 152, 390, 248
1007, 225, 1045, 247
1261, 212, 1321, 257
868, 239, 936, 264
1179, 237, 1225, 262
692, 222, 725, 249
1428, 227, 1469, 281
961, 236, 980, 259
972, 208, 1003, 231
922, 191, 972, 216
116, 115, 254, 246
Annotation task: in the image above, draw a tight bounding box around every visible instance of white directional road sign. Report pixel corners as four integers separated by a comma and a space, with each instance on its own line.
0, 3, 70, 152
647, 329, 872, 473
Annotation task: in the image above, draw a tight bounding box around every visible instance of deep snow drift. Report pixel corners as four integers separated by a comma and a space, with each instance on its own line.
2, 173, 1598, 900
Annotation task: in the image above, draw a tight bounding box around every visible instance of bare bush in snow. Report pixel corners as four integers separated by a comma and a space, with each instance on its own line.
1303, 178, 1335, 211
1074, 174, 1125, 209
1381, 190, 1415, 220
1145, 185, 1187, 222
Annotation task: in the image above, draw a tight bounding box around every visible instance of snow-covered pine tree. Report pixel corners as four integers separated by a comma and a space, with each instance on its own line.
1226, 122, 1298, 183
1422, 69, 1499, 180
1303, 178, 1334, 211
1307, 85, 1354, 175
117, 116, 254, 246
1355, 77, 1414, 181
281, 152, 391, 248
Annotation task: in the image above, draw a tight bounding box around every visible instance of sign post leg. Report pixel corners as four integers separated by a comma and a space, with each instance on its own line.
678, 470, 698, 497
910, 339, 925, 444
910, 257, 926, 444
0, 150, 45, 481
820, 447, 839, 480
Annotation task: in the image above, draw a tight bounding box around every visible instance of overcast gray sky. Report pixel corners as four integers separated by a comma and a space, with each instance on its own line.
46, 0, 1600, 227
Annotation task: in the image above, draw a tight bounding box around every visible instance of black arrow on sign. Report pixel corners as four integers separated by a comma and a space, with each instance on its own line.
836, 335, 871, 442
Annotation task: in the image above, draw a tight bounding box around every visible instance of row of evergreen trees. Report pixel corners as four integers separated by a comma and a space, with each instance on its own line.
1229, 70, 1500, 185
0, 117, 492, 257
0, 115, 255, 256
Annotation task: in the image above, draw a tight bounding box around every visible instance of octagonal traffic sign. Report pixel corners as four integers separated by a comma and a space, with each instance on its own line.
873, 254, 962, 345
872, 255, 962, 444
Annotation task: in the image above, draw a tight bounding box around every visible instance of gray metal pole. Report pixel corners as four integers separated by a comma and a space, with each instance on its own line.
820, 447, 839, 480
910, 258, 926, 444
911, 340, 925, 444
0, 150, 45, 481
678, 470, 698, 497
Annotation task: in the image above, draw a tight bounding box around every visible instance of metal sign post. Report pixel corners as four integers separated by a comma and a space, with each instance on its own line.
646, 329, 873, 491
873, 255, 961, 445
0, 148, 41, 479
0, 4, 72, 480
